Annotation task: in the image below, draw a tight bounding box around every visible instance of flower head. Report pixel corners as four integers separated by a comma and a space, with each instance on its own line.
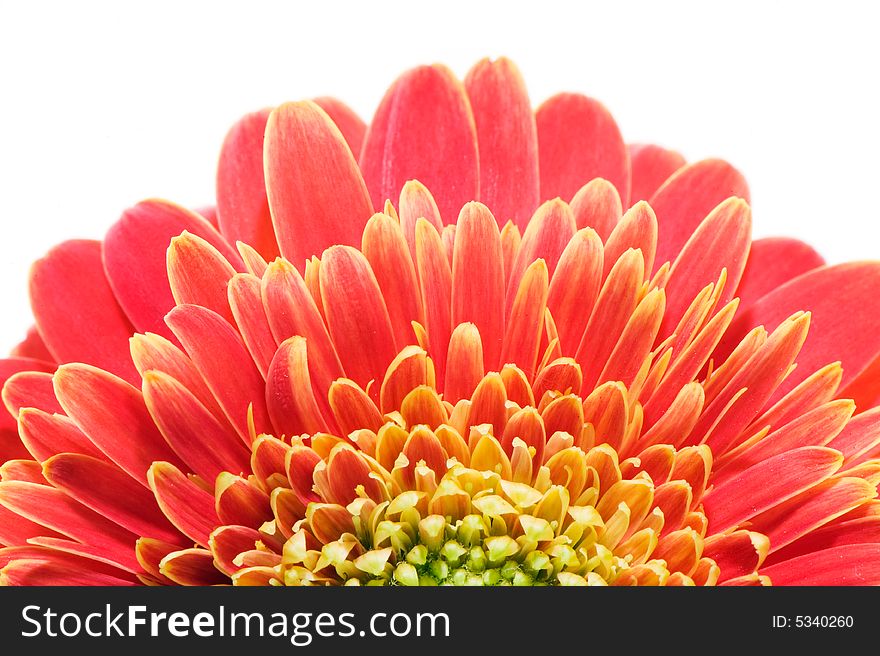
2, 58, 880, 586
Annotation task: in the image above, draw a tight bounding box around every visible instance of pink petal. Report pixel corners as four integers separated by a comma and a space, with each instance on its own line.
216, 108, 280, 260
464, 57, 539, 229
650, 159, 749, 270
360, 64, 478, 224
29, 240, 138, 383
264, 101, 373, 268
536, 93, 630, 206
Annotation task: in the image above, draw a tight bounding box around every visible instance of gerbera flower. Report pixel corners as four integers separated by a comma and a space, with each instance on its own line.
2, 58, 880, 586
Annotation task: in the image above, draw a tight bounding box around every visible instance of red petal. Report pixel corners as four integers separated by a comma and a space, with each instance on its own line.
166, 304, 273, 441
43, 453, 185, 545
661, 198, 751, 339
209, 525, 262, 576
148, 462, 220, 547
602, 201, 657, 280
576, 249, 644, 392
312, 97, 366, 164
840, 354, 880, 412
362, 213, 424, 347
698, 313, 810, 454
464, 57, 539, 229
717, 262, 880, 400
216, 108, 279, 260
702, 531, 769, 582
765, 516, 880, 565
628, 144, 686, 204
160, 548, 226, 586
10, 326, 54, 362
536, 93, 630, 206
748, 476, 876, 553
320, 246, 397, 395
569, 179, 622, 240
415, 217, 453, 388
650, 159, 749, 270
506, 199, 576, 312
3, 370, 61, 420
360, 64, 478, 224
0, 504, 64, 546
228, 273, 278, 378
103, 199, 243, 340
452, 203, 505, 369
0, 460, 45, 484
166, 231, 239, 325
29, 240, 138, 383
0, 481, 138, 567
130, 332, 228, 425
264, 101, 373, 268
715, 399, 853, 482
18, 409, 105, 462
444, 323, 485, 403
827, 407, 880, 464
735, 237, 824, 308
143, 371, 252, 482
702, 446, 843, 533
265, 337, 329, 438
399, 181, 444, 261
329, 380, 384, 437
501, 261, 549, 380
547, 228, 603, 355
761, 544, 880, 585
53, 363, 186, 485
215, 473, 272, 528
262, 259, 343, 403
1, 558, 138, 586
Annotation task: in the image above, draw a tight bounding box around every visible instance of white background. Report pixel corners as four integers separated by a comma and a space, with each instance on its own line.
1, 0, 878, 351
